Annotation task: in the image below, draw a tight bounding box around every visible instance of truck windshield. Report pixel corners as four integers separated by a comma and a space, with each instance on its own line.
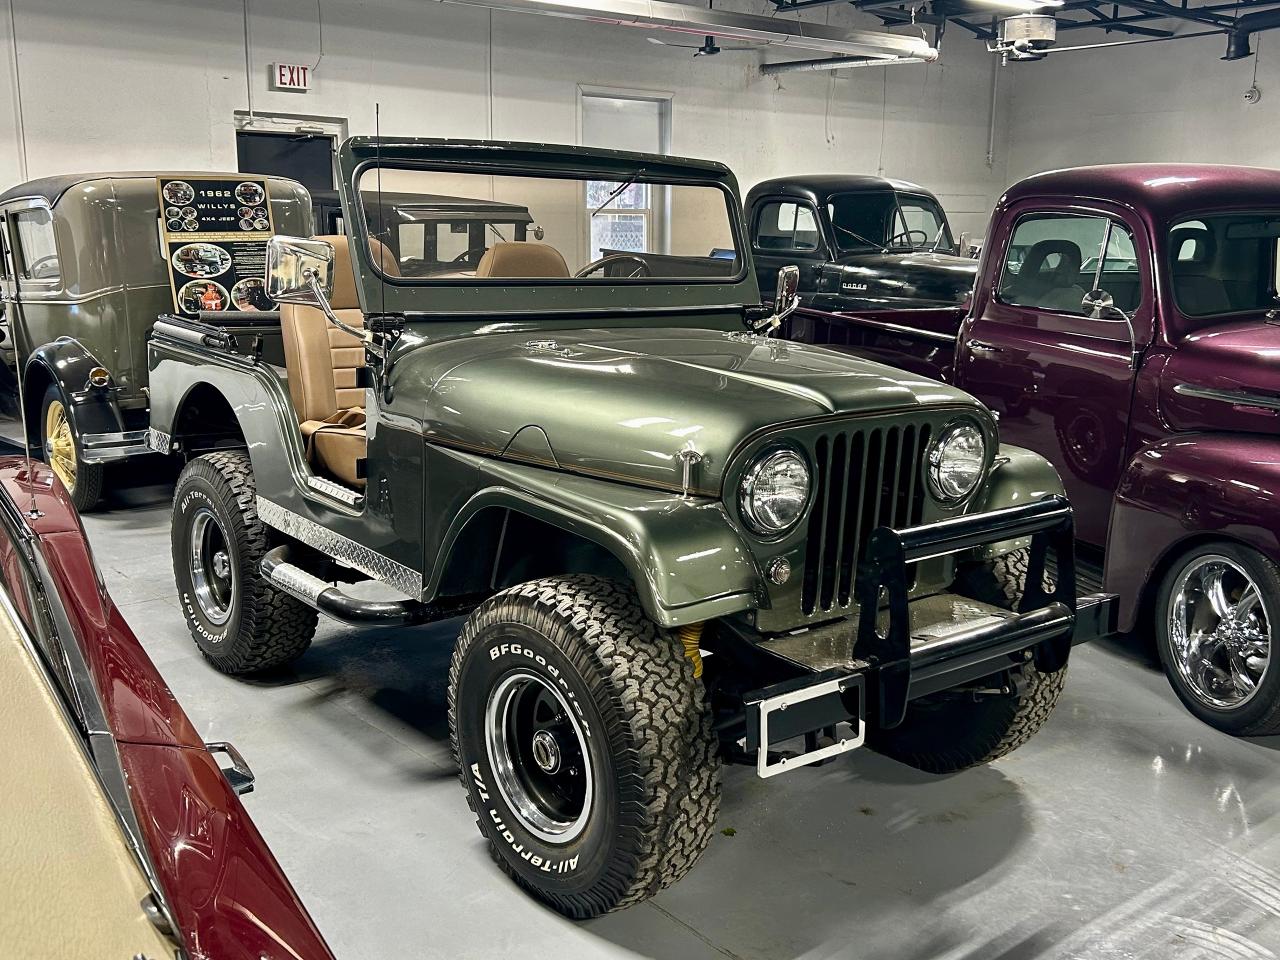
356, 165, 741, 283
1169, 212, 1280, 318
827, 191, 954, 254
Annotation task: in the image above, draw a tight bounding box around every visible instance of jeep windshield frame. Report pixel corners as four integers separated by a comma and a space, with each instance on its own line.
337, 137, 759, 317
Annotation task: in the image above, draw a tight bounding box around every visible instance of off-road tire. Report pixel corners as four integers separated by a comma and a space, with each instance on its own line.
869, 548, 1067, 774
1154, 541, 1280, 736
171, 450, 317, 674
40, 384, 104, 512
448, 575, 720, 918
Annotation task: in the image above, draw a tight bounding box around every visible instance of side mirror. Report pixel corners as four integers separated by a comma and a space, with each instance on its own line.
755, 265, 801, 335
1082, 288, 1126, 321
1082, 289, 1140, 371
265, 236, 335, 305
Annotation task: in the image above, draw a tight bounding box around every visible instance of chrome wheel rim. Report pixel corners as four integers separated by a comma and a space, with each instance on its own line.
189, 508, 236, 626
484, 669, 593, 844
1168, 555, 1272, 710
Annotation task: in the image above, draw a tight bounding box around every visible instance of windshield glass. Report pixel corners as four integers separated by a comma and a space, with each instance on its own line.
827, 191, 954, 254
1168, 212, 1280, 318
356, 166, 740, 283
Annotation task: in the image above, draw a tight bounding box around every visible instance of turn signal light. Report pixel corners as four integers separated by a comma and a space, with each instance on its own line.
87, 366, 110, 388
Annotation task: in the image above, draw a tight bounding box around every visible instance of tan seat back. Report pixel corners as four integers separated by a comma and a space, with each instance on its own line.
280, 235, 399, 422
475, 241, 570, 279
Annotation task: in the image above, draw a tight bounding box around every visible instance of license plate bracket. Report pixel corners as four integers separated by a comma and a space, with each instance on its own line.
746, 672, 865, 779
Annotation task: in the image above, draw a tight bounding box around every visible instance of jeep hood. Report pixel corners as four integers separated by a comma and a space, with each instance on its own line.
831, 250, 977, 307
401, 327, 978, 495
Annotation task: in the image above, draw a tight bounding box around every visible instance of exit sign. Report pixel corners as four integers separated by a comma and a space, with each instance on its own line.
270, 63, 310, 91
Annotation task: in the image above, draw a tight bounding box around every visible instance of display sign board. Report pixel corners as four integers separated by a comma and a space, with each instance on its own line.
157, 177, 276, 317
270, 63, 311, 91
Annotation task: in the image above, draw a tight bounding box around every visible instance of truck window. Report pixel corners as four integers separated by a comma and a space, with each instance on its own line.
1168, 212, 1280, 319
755, 201, 821, 252
12, 207, 60, 283
998, 213, 1108, 316
895, 198, 952, 251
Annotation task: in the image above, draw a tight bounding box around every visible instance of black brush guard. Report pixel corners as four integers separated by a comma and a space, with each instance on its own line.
743, 495, 1117, 777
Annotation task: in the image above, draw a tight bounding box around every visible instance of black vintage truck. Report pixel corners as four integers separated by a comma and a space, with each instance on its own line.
745, 174, 979, 317
143, 137, 1114, 917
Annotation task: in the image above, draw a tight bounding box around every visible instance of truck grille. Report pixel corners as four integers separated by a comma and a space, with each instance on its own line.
801, 422, 933, 616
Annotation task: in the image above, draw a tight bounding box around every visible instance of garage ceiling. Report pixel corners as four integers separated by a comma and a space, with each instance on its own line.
770, 0, 1280, 59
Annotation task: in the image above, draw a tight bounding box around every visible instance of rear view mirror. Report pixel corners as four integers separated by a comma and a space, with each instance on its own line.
266, 236, 335, 305
1083, 288, 1140, 371
776, 263, 800, 308
754, 264, 801, 336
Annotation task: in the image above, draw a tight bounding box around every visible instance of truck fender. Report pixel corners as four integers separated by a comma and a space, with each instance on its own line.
1107, 433, 1280, 633
964, 443, 1068, 561
23, 337, 126, 450
430, 456, 761, 629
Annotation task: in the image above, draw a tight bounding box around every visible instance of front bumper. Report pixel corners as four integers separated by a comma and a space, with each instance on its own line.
742, 495, 1117, 777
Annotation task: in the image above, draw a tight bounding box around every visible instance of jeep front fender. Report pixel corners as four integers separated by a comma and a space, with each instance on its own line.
1108, 433, 1280, 633
964, 443, 1067, 561
431, 454, 760, 628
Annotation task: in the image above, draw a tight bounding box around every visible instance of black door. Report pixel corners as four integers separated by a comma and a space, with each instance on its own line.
750, 197, 827, 303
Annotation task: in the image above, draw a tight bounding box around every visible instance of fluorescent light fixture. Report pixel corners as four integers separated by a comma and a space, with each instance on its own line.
972, 0, 1063, 9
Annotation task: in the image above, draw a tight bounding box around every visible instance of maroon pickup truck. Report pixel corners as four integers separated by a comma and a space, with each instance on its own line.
785, 163, 1280, 737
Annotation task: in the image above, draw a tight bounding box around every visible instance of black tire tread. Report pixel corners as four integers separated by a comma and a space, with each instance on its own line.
447, 575, 720, 918
873, 549, 1067, 774
173, 450, 317, 674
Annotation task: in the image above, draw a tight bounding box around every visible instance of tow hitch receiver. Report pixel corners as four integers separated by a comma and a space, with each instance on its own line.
745, 671, 865, 778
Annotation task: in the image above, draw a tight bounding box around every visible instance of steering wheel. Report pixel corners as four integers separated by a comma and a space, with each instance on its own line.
25, 255, 59, 279
888, 229, 930, 249
574, 254, 652, 279
448, 246, 490, 266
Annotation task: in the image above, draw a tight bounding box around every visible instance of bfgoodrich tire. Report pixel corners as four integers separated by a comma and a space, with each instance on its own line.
869, 548, 1068, 774
448, 575, 720, 918
1155, 541, 1280, 736
171, 450, 317, 675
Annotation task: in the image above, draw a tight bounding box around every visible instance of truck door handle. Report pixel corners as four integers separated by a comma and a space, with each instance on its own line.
968, 339, 1005, 356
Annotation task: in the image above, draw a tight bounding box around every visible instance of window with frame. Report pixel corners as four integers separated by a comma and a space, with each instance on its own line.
587, 179, 653, 263
999, 213, 1139, 317
12, 207, 60, 283
755, 201, 821, 252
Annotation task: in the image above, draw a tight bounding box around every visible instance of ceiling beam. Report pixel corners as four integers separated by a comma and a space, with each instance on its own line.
1091, 0, 1233, 25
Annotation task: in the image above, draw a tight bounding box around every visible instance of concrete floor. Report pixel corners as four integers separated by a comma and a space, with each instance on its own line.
81, 468, 1280, 960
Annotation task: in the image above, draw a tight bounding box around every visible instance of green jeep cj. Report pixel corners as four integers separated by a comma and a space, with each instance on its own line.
145, 138, 1115, 917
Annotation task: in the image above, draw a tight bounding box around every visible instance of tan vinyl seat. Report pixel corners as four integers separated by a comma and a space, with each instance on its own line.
280, 235, 399, 488
475, 241, 571, 279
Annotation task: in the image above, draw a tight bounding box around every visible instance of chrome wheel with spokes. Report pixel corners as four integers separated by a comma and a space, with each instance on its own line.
484, 669, 593, 844
1167, 555, 1271, 710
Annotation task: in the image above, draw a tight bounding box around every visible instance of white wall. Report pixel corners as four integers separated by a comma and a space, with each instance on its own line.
1006, 30, 1280, 183
0, 0, 1008, 235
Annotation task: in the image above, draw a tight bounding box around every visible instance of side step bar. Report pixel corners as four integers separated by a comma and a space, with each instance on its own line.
261, 545, 432, 626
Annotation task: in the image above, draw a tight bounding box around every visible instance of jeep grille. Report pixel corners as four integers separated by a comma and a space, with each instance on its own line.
801, 421, 932, 616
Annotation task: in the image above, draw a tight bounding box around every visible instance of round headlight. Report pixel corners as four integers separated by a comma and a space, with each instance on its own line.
928, 420, 986, 502
739, 448, 811, 536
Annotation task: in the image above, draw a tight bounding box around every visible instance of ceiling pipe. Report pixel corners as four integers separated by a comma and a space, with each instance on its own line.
434, 0, 938, 59
1223, 6, 1280, 58
760, 52, 934, 74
